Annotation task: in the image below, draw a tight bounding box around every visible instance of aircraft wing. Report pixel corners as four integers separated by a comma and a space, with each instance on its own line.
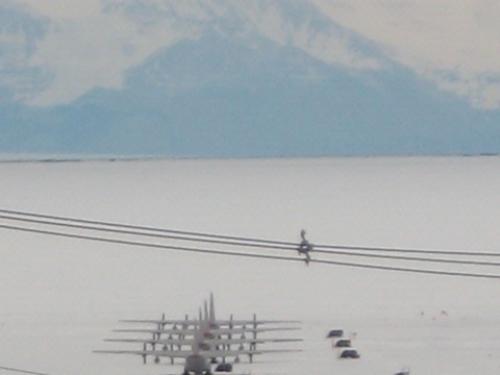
197, 349, 302, 358
94, 348, 302, 359
104, 337, 303, 345
216, 320, 301, 326
119, 319, 300, 326
112, 327, 300, 335
119, 319, 201, 326
204, 337, 302, 345
93, 349, 193, 358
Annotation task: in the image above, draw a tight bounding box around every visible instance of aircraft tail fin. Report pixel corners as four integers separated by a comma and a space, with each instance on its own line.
209, 292, 215, 322
204, 300, 209, 321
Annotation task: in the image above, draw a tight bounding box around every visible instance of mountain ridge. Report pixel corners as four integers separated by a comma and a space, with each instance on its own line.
0, 1, 499, 157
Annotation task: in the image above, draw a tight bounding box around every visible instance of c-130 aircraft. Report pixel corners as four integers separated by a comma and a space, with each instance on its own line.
94, 293, 302, 374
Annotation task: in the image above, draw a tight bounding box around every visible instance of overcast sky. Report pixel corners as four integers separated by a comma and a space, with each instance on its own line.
3, 0, 500, 110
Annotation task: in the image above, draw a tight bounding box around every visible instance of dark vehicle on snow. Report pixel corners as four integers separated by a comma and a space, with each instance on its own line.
326, 329, 344, 338
335, 339, 352, 348
339, 349, 360, 359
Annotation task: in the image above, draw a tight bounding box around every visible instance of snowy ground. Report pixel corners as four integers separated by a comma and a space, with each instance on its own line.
0, 156, 499, 375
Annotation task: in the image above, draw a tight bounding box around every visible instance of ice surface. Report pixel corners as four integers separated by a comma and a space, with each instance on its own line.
0, 156, 499, 375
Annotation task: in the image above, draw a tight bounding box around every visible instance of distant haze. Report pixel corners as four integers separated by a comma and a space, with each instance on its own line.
1, 0, 499, 157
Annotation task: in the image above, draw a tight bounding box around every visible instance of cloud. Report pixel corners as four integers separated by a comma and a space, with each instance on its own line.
19, 0, 102, 19
4, 0, 500, 109
4, 0, 382, 107
0, 1, 51, 102
16, 0, 197, 106
313, 0, 500, 109
229, 1, 382, 70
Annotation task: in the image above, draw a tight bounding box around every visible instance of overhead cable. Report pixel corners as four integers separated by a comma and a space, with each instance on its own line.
1, 223, 499, 280
0, 208, 499, 257
1, 214, 499, 267
0, 366, 49, 375
0, 214, 296, 252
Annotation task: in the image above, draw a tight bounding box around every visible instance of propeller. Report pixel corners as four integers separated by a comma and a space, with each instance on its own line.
158, 312, 166, 330
228, 314, 233, 341
168, 333, 174, 351
182, 314, 189, 331
252, 313, 257, 340
142, 343, 147, 365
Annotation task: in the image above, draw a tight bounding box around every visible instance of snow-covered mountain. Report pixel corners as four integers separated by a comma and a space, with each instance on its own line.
0, 0, 499, 157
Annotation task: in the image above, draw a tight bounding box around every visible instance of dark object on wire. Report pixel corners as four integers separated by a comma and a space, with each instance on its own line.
297, 229, 313, 265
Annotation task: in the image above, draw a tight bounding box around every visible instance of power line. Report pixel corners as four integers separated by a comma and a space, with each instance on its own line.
0, 208, 290, 245
0, 214, 297, 252
0, 222, 317, 262
319, 249, 500, 267
1, 223, 499, 280
1, 214, 500, 267
0, 208, 499, 257
313, 243, 500, 257
0, 366, 49, 375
